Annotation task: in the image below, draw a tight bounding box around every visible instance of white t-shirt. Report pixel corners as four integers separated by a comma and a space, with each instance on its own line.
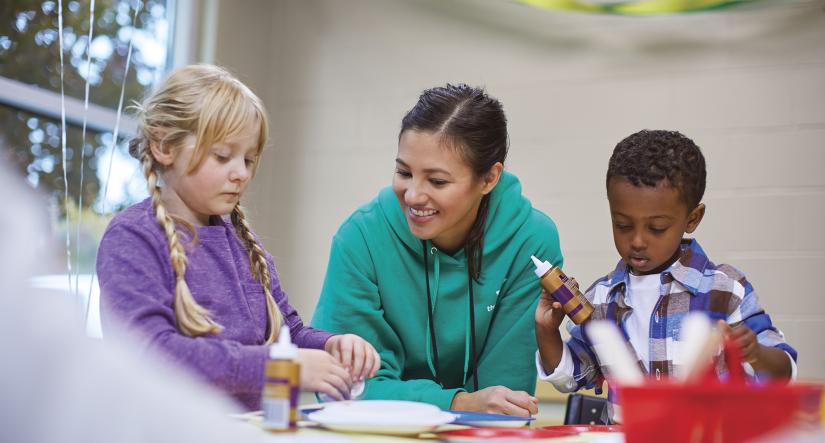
625, 272, 662, 372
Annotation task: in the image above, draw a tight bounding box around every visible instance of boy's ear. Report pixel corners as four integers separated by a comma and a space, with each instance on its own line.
685, 203, 705, 234
481, 162, 504, 195
149, 141, 175, 167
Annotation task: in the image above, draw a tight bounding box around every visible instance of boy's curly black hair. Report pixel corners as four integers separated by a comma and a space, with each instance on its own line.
606, 129, 706, 209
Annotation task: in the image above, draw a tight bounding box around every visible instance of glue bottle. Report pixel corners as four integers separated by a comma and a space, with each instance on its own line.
530, 255, 594, 325
262, 326, 300, 432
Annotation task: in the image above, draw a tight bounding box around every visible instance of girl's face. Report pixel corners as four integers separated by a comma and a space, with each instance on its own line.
607, 177, 704, 274
393, 130, 499, 253
156, 125, 260, 226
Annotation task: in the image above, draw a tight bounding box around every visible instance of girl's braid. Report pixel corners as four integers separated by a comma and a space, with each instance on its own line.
231, 204, 283, 344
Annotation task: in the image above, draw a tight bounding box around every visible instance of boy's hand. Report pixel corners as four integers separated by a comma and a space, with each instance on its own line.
451, 386, 538, 416
324, 334, 381, 382
535, 289, 566, 333
716, 320, 793, 380
717, 320, 761, 364
535, 289, 567, 374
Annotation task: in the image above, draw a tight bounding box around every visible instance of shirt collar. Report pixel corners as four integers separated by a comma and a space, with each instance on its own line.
668, 238, 711, 295
606, 238, 711, 296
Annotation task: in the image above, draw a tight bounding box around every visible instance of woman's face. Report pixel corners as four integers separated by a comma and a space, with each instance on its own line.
393, 130, 496, 253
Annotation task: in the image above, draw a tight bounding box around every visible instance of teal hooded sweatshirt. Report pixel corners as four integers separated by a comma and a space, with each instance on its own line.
311, 171, 563, 409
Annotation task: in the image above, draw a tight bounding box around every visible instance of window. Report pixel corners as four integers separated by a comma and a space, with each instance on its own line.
0, 0, 174, 336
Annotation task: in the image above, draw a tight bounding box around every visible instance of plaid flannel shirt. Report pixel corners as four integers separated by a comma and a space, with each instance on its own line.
564, 239, 797, 419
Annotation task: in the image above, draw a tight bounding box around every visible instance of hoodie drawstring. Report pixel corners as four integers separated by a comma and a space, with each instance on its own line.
467, 264, 479, 392
422, 240, 479, 392
422, 240, 440, 385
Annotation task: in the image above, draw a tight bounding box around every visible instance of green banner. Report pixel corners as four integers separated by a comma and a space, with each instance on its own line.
516, 0, 751, 15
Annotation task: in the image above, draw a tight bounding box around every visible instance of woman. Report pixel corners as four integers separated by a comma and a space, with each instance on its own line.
312, 84, 563, 415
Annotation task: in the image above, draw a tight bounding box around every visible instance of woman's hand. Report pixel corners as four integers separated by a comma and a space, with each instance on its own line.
324, 334, 381, 382
451, 386, 538, 416
295, 348, 352, 401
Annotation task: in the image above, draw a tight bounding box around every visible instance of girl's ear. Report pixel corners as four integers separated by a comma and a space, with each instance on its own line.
685, 203, 705, 234
481, 162, 504, 195
149, 141, 175, 167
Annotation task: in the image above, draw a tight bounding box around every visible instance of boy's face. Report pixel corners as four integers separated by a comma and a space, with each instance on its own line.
607, 177, 705, 274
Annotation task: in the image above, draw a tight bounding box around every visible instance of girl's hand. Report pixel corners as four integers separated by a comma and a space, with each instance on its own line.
451, 386, 538, 416
295, 348, 352, 401
324, 334, 381, 382
535, 289, 566, 333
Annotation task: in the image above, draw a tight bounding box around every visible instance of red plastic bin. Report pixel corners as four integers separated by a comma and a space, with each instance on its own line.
620, 380, 822, 443
618, 341, 823, 443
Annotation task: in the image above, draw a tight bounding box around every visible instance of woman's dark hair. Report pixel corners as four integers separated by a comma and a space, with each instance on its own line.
606, 129, 706, 209
400, 84, 508, 280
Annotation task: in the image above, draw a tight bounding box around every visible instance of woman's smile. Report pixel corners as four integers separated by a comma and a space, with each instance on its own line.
408, 206, 438, 222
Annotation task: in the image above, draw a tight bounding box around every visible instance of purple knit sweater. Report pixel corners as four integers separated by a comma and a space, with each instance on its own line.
97, 198, 332, 410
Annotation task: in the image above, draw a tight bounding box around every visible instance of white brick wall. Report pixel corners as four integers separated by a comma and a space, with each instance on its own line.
214, 0, 825, 379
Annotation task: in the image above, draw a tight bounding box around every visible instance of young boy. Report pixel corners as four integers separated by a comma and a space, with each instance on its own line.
535, 129, 797, 421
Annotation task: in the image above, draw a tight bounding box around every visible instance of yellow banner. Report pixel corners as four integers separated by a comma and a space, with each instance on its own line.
516, 0, 749, 15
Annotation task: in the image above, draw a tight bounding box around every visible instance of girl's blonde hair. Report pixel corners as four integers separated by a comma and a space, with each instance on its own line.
129, 64, 283, 344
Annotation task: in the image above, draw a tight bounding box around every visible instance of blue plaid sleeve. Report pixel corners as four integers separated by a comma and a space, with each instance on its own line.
720, 264, 797, 362
566, 323, 605, 391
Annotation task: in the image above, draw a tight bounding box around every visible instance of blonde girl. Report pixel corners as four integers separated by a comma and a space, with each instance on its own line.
97, 64, 379, 410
